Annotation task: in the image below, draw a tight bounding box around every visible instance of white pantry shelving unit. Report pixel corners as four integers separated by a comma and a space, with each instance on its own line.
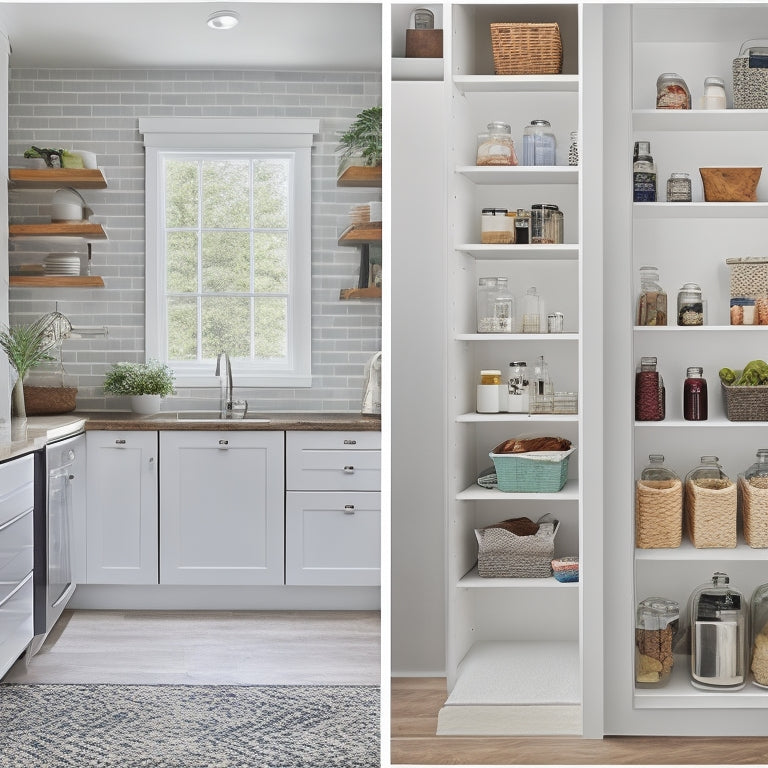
603, 2, 768, 736
436, 2, 605, 739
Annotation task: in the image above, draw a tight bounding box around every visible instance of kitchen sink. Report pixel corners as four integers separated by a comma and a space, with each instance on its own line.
174, 411, 270, 422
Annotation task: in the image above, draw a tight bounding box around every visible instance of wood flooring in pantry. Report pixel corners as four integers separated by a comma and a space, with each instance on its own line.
3, 610, 380, 686
391, 678, 768, 766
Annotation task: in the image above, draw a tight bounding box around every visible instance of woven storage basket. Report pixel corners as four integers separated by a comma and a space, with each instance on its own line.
475, 518, 559, 578
488, 448, 574, 493
635, 478, 683, 549
490, 22, 563, 75
685, 478, 737, 548
23, 386, 77, 415
733, 41, 768, 109
721, 381, 768, 421
739, 475, 768, 547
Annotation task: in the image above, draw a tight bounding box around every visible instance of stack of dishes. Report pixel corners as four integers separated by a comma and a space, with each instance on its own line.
43, 254, 81, 276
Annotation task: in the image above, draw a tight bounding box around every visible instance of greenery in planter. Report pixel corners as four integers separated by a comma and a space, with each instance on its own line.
104, 359, 176, 397
337, 105, 382, 170
0, 313, 59, 418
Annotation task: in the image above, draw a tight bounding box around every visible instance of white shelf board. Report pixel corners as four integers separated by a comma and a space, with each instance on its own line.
457, 478, 580, 501
453, 74, 580, 94
634, 325, 768, 333
635, 418, 768, 428
455, 332, 578, 341
634, 655, 768, 709
456, 411, 579, 423
456, 244, 579, 260
634, 202, 768, 219
458, 565, 578, 589
392, 57, 444, 82
635, 536, 764, 561
456, 166, 579, 185
633, 109, 768, 133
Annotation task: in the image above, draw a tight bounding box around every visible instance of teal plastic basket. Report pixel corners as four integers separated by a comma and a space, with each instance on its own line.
489, 449, 573, 493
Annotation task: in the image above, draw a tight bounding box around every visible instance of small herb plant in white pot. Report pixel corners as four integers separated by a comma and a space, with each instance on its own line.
103, 359, 175, 415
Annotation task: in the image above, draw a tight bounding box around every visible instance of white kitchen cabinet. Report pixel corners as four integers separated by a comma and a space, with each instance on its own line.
0, 454, 34, 679
159, 431, 284, 586
603, 2, 768, 737
285, 431, 381, 587
85, 431, 158, 584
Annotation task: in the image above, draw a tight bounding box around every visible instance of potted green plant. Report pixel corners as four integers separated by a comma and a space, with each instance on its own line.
0, 313, 58, 432
103, 359, 175, 415
337, 105, 382, 173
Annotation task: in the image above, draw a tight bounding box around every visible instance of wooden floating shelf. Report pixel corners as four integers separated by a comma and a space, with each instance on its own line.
336, 165, 382, 187
9, 222, 107, 239
339, 287, 382, 300
337, 223, 382, 245
9, 275, 104, 288
9, 168, 107, 189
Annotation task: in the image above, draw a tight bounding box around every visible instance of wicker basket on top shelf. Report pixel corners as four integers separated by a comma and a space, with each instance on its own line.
490, 22, 563, 75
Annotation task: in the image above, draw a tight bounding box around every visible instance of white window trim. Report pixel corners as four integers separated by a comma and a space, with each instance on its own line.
139, 117, 319, 388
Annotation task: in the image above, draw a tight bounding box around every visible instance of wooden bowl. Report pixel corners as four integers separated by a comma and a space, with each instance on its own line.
699, 167, 762, 202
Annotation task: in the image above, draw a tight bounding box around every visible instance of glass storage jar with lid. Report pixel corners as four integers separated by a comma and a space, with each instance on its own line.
656, 72, 691, 109
519, 286, 544, 333
702, 76, 727, 109
481, 208, 514, 244
476, 277, 514, 333
677, 283, 703, 325
685, 456, 729, 488
688, 572, 747, 690
476, 122, 518, 166
530, 203, 561, 244
750, 582, 768, 687
635, 357, 665, 421
522, 119, 556, 166
667, 172, 692, 202
637, 266, 667, 326
636, 455, 682, 549
635, 597, 680, 687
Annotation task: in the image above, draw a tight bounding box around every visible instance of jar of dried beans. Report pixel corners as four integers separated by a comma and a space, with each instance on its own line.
636, 597, 679, 687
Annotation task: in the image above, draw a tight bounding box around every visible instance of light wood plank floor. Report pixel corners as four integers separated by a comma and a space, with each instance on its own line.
391, 677, 768, 765
3, 610, 380, 686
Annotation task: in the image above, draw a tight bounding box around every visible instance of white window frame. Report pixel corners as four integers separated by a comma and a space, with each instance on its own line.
140, 117, 319, 388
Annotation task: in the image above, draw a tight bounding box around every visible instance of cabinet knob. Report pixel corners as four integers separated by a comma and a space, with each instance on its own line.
344, 439, 357, 445
343, 505, 356, 514
343, 465, 355, 473
218, 439, 229, 447
115, 439, 126, 445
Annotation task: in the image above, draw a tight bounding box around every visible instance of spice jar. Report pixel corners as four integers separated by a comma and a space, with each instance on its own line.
476, 277, 514, 333
689, 572, 747, 690
477, 370, 501, 413
481, 208, 515, 244
476, 122, 518, 166
636, 597, 680, 688
637, 266, 667, 326
702, 76, 727, 110
666, 172, 692, 202
683, 366, 708, 421
507, 361, 529, 413
568, 131, 579, 166
514, 209, 530, 244
635, 357, 665, 421
522, 119, 556, 166
656, 73, 691, 109
677, 283, 703, 326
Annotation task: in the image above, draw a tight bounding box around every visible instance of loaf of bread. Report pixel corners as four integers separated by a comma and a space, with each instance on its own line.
492, 436, 572, 454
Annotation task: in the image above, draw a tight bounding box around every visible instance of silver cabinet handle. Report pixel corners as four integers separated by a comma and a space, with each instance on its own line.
218, 439, 229, 447
115, 439, 126, 445
343, 505, 355, 515
344, 439, 357, 445
343, 465, 355, 473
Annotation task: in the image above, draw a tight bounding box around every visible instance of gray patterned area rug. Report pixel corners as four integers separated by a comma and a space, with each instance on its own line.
0, 684, 379, 768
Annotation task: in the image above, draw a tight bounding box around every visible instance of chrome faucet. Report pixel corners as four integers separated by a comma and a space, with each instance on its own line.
215, 352, 234, 418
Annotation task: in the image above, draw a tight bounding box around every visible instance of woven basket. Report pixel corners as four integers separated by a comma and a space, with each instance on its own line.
475, 518, 559, 578
23, 386, 77, 415
488, 448, 574, 493
739, 475, 768, 547
721, 381, 768, 421
685, 478, 737, 548
635, 478, 683, 549
490, 22, 563, 75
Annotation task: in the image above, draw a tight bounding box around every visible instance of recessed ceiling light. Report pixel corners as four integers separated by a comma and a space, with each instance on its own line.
207, 10, 240, 30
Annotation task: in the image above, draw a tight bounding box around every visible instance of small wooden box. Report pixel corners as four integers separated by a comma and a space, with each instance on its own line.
405, 29, 443, 59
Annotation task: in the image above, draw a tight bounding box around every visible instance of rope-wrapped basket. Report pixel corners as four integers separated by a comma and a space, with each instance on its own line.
635, 478, 683, 548
685, 478, 737, 548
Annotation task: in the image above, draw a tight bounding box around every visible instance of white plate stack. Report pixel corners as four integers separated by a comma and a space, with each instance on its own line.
44, 254, 81, 276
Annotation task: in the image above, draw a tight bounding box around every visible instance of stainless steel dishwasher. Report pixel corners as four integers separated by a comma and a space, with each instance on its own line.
29, 431, 85, 655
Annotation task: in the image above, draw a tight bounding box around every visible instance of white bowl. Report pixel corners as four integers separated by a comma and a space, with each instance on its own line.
51, 187, 85, 222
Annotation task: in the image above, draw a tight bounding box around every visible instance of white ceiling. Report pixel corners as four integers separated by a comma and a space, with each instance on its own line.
0, 2, 382, 70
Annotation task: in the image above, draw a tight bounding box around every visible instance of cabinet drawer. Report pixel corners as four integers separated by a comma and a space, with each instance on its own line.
0, 508, 33, 605
286, 432, 381, 491
0, 572, 33, 679
285, 491, 380, 586
0, 455, 34, 529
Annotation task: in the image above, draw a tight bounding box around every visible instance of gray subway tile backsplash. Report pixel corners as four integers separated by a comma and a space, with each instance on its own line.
8, 67, 382, 414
